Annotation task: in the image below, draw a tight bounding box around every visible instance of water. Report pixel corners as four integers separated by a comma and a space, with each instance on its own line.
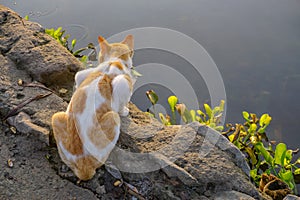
2, 0, 299, 150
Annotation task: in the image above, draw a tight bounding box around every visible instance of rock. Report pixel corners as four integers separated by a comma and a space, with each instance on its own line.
0, 40, 68, 143
0, 125, 98, 200
0, 5, 83, 89
105, 104, 262, 199
7, 112, 50, 145
211, 190, 255, 200
283, 194, 300, 200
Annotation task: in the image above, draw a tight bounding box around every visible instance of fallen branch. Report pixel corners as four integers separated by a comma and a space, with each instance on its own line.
2, 92, 52, 121
23, 83, 55, 93
123, 182, 146, 200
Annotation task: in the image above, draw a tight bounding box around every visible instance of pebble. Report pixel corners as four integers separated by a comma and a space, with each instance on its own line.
7, 158, 14, 168
96, 185, 106, 194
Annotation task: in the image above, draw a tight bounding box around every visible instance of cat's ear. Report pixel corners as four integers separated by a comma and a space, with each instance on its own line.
121, 35, 134, 50
98, 36, 110, 54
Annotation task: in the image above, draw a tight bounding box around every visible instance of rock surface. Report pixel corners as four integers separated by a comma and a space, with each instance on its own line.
0, 5, 282, 200
0, 5, 83, 89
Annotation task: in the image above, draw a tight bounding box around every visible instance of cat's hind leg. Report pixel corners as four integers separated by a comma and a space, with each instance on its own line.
52, 112, 84, 177
87, 111, 121, 161
52, 112, 68, 145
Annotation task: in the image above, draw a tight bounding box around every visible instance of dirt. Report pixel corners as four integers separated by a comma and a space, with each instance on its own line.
0, 122, 98, 200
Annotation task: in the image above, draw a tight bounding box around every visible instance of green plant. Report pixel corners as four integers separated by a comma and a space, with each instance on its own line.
223, 112, 300, 194
168, 96, 178, 125
45, 27, 96, 63
145, 90, 158, 118
145, 90, 224, 131
145, 90, 299, 194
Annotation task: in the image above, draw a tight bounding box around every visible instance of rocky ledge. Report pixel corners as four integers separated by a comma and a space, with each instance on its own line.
0, 5, 292, 200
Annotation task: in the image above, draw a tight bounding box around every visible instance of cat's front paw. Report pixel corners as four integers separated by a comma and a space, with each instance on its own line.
119, 107, 129, 117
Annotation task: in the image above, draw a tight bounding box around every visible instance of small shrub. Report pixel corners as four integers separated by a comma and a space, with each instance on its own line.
146, 90, 299, 194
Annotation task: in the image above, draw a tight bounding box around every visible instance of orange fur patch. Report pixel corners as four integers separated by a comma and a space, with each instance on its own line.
80, 71, 102, 87
109, 61, 124, 71
69, 90, 87, 114
66, 115, 84, 155
95, 102, 111, 121
98, 74, 113, 100
87, 109, 120, 149
97, 110, 120, 141
52, 112, 84, 156
74, 155, 102, 180
110, 43, 131, 61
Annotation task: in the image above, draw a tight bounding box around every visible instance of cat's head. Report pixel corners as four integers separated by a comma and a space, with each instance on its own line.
98, 35, 134, 68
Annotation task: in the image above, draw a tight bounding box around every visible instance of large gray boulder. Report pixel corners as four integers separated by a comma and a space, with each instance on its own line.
0, 5, 83, 89
0, 5, 267, 200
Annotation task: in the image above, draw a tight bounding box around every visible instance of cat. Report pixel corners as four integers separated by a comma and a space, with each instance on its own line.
52, 35, 135, 180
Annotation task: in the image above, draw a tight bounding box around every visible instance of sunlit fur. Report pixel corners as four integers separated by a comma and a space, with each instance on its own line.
52, 35, 135, 180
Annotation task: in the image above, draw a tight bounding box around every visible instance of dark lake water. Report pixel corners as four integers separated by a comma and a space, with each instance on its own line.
2, 0, 299, 151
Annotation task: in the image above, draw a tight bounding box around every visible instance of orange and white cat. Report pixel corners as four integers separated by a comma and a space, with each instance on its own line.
52, 35, 135, 180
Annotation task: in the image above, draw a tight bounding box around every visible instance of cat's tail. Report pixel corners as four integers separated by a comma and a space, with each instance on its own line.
83, 110, 121, 164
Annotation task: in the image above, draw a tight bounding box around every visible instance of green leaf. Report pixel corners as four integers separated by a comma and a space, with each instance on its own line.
45, 28, 54, 36
71, 39, 77, 50
274, 143, 287, 166
264, 115, 272, 126
245, 147, 257, 165
209, 122, 216, 128
215, 126, 224, 132
73, 47, 89, 56
80, 55, 88, 63
197, 110, 206, 118
257, 127, 265, 134
242, 111, 250, 122
168, 96, 178, 112
280, 170, 293, 182
249, 123, 257, 133
259, 113, 268, 127
159, 113, 171, 126
255, 142, 274, 165
195, 116, 202, 123
204, 104, 212, 118
54, 27, 62, 38
250, 169, 258, 180
190, 110, 196, 122
295, 168, 300, 175
285, 150, 293, 162
265, 169, 271, 175
146, 90, 158, 105
24, 15, 29, 20
228, 134, 235, 142
212, 106, 220, 116
131, 69, 142, 77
